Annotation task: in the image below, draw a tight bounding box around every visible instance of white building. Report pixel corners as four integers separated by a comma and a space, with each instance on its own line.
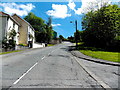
0, 12, 20, 45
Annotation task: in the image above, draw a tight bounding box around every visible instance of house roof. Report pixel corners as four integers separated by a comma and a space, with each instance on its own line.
12, 14, 35, 31
0, 11, 21, 26
0, 11, 9, 16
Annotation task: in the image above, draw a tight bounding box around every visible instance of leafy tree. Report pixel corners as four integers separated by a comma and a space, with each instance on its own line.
24, 12, 46, 42
24, 12, 45, 31
74, 30, 83, 42
45, 17, 53, 43
67, 36, 75, 43
82, 4, 120, 50
24, 13, 54, 43
59, 35, 64, 40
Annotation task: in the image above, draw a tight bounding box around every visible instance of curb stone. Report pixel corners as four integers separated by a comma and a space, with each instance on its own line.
71, 50, 120, 66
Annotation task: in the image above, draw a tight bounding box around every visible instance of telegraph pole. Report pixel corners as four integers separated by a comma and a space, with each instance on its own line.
75, 20, 78, 49
70, 20, 78, 49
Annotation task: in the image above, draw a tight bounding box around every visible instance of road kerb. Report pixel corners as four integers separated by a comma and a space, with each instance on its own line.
73, 56, 112, 90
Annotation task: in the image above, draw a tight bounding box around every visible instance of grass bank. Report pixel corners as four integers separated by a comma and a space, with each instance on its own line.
80, 50, 119, 62
0, 50, 22, 55
48, 44, 54, 47
78, 42, 119, 62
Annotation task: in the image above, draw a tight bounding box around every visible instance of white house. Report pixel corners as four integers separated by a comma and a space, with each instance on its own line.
0, 12, 20, 45
0, 12, 44, 50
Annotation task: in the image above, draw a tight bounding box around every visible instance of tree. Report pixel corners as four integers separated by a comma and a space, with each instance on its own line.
59, 35, 65, 41
74, 30, 83, 42
67, 36, 75, 43
82, 4, 120, 50
24, 12, 46, 43
45, 16, 53, 43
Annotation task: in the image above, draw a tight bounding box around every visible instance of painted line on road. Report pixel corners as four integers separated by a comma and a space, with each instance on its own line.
13, 62, 38, 85
41, 56, 45, 60
48, 53, 51, 56
73, 56, 112, 90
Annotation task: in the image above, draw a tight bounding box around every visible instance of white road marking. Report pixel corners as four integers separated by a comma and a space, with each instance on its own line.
41, 56, 45, 60
51, 49, 57, 53
73, 56, 112, 89
13, 62, 38, 85
48, 53, 51, 56
13, 49, 56, 85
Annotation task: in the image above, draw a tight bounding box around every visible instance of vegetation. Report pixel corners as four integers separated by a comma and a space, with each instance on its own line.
80, 50, 119, 62
81, 4, 120, 51
24, 12, 54, 43
48, 44, 54, 47
59, 35, 65, 41
18, 43, 28, 47
2, 29, 17, 51
67, 36, 75, 43
74, 30, 83, 42
0, 50, 22, 55
77, 43, 119, 62
45, 17, 53, 43
58, 35, 67, 41
68, 4, 120, 52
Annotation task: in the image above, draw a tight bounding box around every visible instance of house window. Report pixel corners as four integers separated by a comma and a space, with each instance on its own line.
8, 26, 11, 30
13, 23, 15, 29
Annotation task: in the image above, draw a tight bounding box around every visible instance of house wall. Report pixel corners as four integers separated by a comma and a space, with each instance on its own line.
28, 26, 35, 44
12, 15, 28, 45
14, 24, 19, 44
7, 18, 19, 44
0, 16, 7, 43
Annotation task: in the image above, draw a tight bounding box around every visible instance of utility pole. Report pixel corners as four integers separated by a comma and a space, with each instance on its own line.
70, 20, 78, 49
75, 20, 78, 49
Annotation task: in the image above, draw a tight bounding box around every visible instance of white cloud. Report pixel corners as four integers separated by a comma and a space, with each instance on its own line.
0, 3, 35, 16
68, 2, 76, 10
52, 23, 61, 27
46, 4, 71, 19
74, 0, 111, 15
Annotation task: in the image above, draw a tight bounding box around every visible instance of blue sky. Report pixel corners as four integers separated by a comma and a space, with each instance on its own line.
0, 0, 119, 38
31, 2, 83, 38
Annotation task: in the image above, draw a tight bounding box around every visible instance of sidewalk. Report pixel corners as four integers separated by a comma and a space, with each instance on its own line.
71, 50, 120, 66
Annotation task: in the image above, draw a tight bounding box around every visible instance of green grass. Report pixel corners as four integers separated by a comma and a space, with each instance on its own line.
80, 50, 119, 62
0, 50, 23, 55
48, 44, 54, 47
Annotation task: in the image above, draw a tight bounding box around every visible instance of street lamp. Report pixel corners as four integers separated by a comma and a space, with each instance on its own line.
70, 20, 78, 49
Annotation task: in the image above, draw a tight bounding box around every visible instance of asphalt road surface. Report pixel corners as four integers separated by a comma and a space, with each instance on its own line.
1, 42, 119, 89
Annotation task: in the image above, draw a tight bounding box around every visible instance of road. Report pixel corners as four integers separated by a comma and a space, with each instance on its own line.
1, 42, 119, 89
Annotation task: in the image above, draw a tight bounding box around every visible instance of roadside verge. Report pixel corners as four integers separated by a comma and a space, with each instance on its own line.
71, 50, 120, 66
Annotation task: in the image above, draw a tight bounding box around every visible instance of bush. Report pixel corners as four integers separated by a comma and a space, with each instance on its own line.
18, 43, 28, 47
2, 38, 16, 51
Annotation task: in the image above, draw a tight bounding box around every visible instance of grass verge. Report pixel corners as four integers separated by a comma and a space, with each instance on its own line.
48, 44, 54, 47
0, 50, 23, 55
80, 50, 119, 62
77, 42, 119, 62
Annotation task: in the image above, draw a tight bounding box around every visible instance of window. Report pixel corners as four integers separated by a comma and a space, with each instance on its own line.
13, 23, 15, 29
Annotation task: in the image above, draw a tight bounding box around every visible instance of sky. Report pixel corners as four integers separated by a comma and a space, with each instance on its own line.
0, 0, 119, 38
